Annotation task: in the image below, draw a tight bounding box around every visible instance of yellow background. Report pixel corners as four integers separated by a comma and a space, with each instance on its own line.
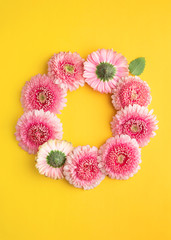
0, 0, 171, 239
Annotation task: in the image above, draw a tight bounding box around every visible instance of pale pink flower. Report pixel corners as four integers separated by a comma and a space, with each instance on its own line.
15, 110, 63, 154
111, 104, 158, 147
98, 135, 141, 180
112, 76, 151, 110
63, 145, 105, 190
21, 74, 67, 114
48, 52, 85, 91
83, 49, 129, 93
36, 140, 73, 179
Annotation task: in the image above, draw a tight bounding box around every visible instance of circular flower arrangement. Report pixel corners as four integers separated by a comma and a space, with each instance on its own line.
15, 49, 158, 190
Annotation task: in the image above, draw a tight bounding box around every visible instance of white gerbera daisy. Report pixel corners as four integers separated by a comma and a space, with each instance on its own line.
36, 140, 73, 179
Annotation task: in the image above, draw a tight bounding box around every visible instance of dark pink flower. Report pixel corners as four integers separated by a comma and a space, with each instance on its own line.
15, 110, 63, 154
112, 76, 151, 110
98, 135, 141, 179
111, 104, 158, 147
21, 74, 67, 114
63, 145, 105, 190
48, 52, 85, 91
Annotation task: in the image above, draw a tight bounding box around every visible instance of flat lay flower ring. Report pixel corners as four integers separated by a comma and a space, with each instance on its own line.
15, 49, 158, 190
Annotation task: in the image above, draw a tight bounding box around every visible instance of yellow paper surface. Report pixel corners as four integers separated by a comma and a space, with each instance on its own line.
0, 0, 171, 239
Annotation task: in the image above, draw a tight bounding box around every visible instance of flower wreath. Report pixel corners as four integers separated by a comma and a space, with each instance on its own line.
15, 49, 158, 190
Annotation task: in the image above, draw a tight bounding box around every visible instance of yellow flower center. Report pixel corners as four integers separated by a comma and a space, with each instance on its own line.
64, 64, 75, 74
131, 90, 138, 100
131, 124, 139, 132
38, 92, 47, 103
117, 154, 125, 163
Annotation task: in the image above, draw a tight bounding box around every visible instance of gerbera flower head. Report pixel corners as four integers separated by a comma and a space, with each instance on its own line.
111, 104, 158, 147
63, 145, 105, 190
15, 110, 63, 154
98, 135, 141, 180
21, 74, 67, 114
111, 76, 151, 110
83, 49, 129, 93
36, 140, 73, 179
48, 52, 85, 91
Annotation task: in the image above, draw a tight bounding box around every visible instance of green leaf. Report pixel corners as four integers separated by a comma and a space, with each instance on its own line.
129, 57, 146, 76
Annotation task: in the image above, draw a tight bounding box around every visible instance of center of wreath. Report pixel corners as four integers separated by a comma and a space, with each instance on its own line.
64, 64, 75, 74
47, 150, 66, 168
96, 62, 116, 81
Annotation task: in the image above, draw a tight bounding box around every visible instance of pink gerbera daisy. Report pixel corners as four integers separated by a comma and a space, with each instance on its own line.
21, 74, 67, 114
15, 110, 63, 154
48, 52, 85, 91
98, 135, 141, 180
63, 145, 105, 190
111, 76, 151, 110
83, 49, 129, 93
111, 104, 158, 147
36, 140, 73, 179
